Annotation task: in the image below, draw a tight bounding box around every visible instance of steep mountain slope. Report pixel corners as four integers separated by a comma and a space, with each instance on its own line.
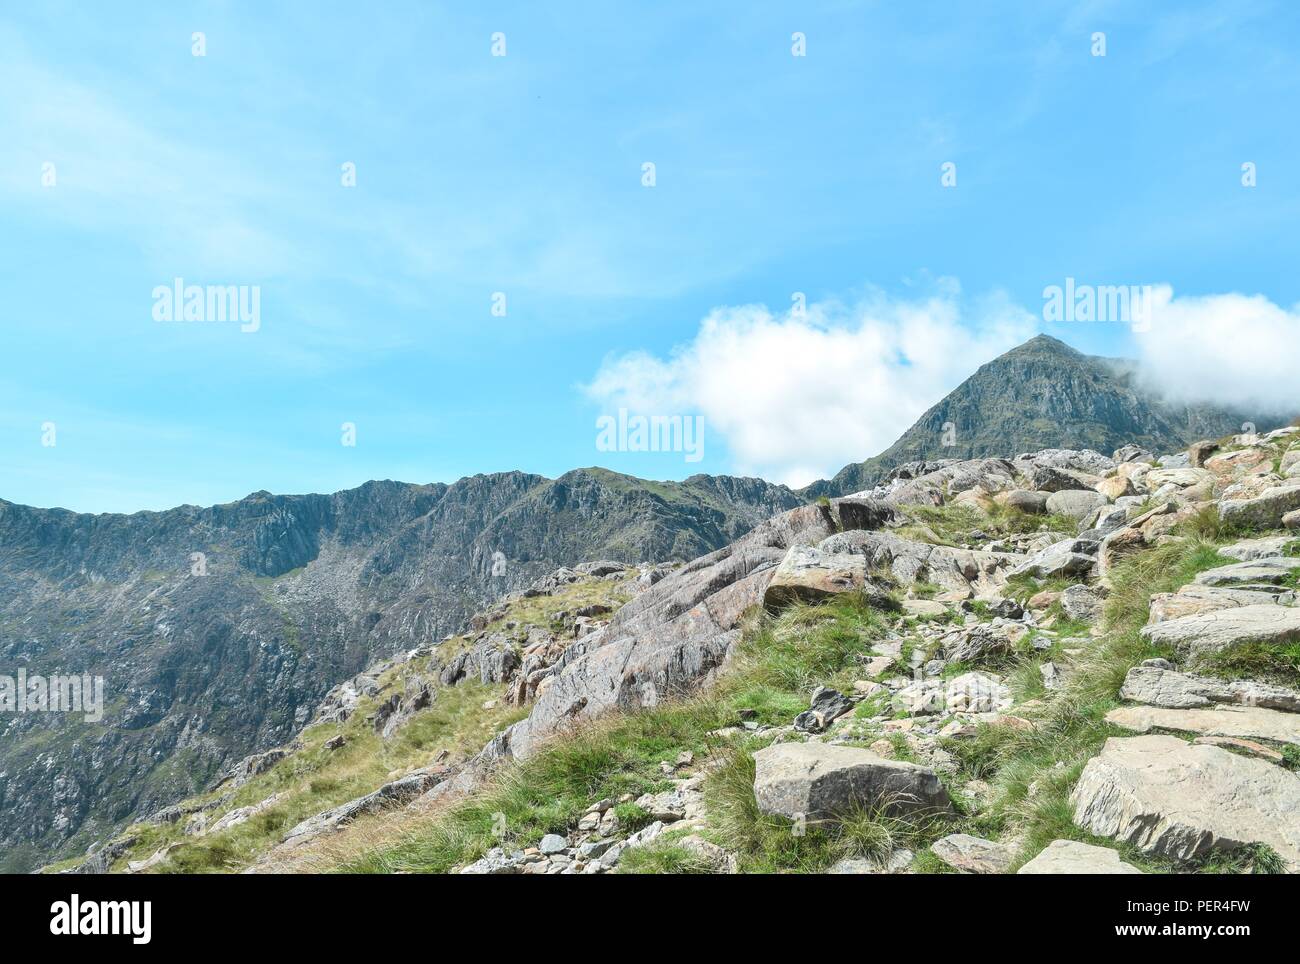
0, 468, 800, 871
803, 335, 1278, 498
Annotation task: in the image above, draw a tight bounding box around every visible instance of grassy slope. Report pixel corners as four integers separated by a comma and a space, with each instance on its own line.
325, 518, 1298, 876
47, 574, 638, 874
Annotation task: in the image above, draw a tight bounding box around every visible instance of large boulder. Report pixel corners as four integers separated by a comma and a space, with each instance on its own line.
1113, 445, 1155, 465
764, 545, 869, 608
1017, 839, 1143, 874
1046, 489, 1108, 521
1070, 735, 1300, 870
944, 672, 1011, 713
1140, 604, 1300, 660
1218, 537, 1296, 562
752, 743, 951, 822
997, 490, 1049, 515
1007, 538, 1098, 580
1219, 485, 1300, 529
1061, 584, 1102, 623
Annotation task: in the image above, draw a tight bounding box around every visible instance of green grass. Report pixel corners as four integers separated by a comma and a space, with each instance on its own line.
617, 838, 717, 874
897, 503, 1079, 547
341, 702, 727, 873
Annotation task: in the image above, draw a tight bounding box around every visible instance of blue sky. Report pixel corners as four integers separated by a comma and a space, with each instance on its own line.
3, 1, 1299, 512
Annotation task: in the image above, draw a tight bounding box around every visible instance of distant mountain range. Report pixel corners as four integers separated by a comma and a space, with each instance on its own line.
0, 333, 1280, 870
0, 469, 800, 870
802, 334, 1279, 498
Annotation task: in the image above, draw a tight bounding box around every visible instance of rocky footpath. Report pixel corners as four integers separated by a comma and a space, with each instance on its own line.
429, 427, 1300, 874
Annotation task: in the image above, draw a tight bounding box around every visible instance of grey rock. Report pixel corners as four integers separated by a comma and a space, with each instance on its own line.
538, 833, 568, 855
1046, 489, 1109, 522
282, 767, 445, 845
1007, 538, 1099, 580
1193, 558, 1300, 588
1001, 490, 1050, 514
498, 498, 903, 762
931, 833, 1015, 874
752, 742, 951, 822
1219, 537, 1298, 562
1061, 584, 1102, 623
1113, 445, 1155, 465
828, 849, 914, 874
1219, 484, 1300, 529
1070, 735, 1300, 871
1017, 839, 1142, 875
1148, 584, 1296, 623
1105, 704, 1300, 747
1140, 604, 1300, 661
795, 687, 855, 732
1120, 665, 1300, 712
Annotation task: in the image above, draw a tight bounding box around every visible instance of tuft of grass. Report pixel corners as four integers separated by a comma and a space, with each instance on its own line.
701, 747, 949, 873
617, 839, 717, 874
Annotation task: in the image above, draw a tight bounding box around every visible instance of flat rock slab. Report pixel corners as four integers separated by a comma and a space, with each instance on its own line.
1017, 839, 1143, 875
1120, 664, 1300, 712
1193, 558, 1300, 588
930, 833, 1014, 874
1220, 537, 1298, 562
1140, 604, 1300, 660
752, 742, 951, 823
1070, 735, 1300, 871
1148, 585, 1295, 623
1105, 704, 1300, 747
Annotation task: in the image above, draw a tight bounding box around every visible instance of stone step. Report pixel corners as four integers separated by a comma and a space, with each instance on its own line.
1140, 604, 1300, 661
1070, 735, 1300, 871
1120, 663, 1300, 712
1105, 704, 1300, 747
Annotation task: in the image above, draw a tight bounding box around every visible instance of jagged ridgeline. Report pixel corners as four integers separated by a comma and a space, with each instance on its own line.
0, 470, 800, 871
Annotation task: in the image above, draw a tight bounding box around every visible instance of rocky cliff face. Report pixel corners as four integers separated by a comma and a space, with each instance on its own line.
803, 335, 1278, 498
0, 469, 801, 870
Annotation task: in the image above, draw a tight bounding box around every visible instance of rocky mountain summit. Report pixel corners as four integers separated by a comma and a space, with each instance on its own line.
0, 468, 800, 871
66, 422, 1300, 875
804, 335, 1279, 498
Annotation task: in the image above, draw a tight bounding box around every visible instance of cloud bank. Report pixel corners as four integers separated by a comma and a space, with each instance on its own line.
584, 284, 1037, 487
1136, 285, 1300, 417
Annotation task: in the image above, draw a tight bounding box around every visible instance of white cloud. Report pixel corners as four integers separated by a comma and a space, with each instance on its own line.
1136, 285, 1300, 417
584, 284, 1038, 488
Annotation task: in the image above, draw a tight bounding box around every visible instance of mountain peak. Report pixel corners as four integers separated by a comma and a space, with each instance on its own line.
804, 336, 1277, 497
1004, 333, 1083, 358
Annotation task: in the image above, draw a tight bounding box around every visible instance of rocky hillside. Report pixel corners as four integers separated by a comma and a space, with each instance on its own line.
803, 335, 1280, 498
0, 468, 801, 871
70, 426, 1300, 875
